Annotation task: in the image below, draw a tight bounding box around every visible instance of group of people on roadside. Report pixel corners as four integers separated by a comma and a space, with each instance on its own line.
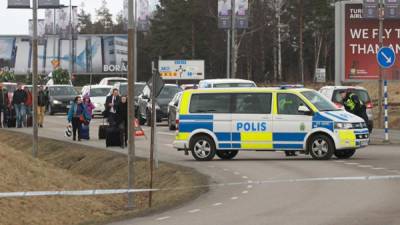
0, 83, 49, 128
67, 95, 95, 141
104, 88, 128, 147
66, 88, 128, 145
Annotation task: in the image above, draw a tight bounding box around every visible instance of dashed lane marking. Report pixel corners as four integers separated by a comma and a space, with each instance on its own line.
213, 202, 223, 206
188, 209, 200, 213
242, 190, 249, 194
371, 167, 385, 170
345, 163, 360, 165
247, 185, 253, 189
234, 172, 240, 175
242, 176, 248, 179
357, 165, 373, 168
231, 196, 239, 200
156, 216, 170, 221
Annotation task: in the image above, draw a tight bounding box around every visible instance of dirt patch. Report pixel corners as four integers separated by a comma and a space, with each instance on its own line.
0, 130, 208, 225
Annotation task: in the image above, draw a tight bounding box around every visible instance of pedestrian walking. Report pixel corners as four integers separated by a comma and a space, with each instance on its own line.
24, 86, 33, 127
12, 84, 27, 128
37, 85, 49, 128
116, 95, 128, 148
104, 88, 120, 126
83, 96, 95, 119
0, 85, 5, 128
67, 96, 90, 141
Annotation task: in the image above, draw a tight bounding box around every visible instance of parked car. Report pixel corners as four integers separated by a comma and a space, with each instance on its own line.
181, 84, 198, 90
81, 85, 112, 117
198, 79, 257, 88
167, 92, 183, 130
138, 84, 183, 126
319, 86, 374, 132
98, 77, 127, 86
113, 82, 146, 100
46, 85, 78, 115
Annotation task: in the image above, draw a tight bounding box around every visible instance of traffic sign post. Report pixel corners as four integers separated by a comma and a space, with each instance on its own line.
377, 46, 395, 142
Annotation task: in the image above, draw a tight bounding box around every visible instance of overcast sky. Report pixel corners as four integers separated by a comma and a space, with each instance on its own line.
0, 0, 157, 35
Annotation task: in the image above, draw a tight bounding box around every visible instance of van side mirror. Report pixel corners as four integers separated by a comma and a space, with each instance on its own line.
298, 105, 312, 115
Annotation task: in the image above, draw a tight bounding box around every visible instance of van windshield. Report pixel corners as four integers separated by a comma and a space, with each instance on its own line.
301, 91, 339, 112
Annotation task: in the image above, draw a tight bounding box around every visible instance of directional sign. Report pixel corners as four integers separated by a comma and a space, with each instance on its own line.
158, 60, 205, 80
377, 47, 396, 69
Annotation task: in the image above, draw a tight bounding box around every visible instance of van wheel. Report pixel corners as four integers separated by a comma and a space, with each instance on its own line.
334, 149, 356, 159
308, 134, 334, 160
190, 135, 216, 161
216, 150, 238, 160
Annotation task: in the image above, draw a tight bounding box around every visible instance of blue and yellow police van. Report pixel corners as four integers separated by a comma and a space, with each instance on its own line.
173, 87, 370, 161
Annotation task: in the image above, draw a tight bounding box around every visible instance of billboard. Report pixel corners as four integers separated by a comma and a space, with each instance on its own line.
158, 60, 205, 80
0, 35, 132, 75
235, 0, 249, 29
218, 0, 232, 29
336, 1, 400, 82
7, 0, 30, 9
38, 0, 60, 9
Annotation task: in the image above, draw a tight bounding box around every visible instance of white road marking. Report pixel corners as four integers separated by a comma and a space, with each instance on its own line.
158, 132, 175, 136
242, 190, 249, 194
188, 209, 200, 213
207, 165, 215, 168
223, 169, 229, 171
234, 172, 240, 175
345, 162, 360, 165
334, 160, 345, 163
247, 180, 253, 184
213, 202, 223, 206
387, 170, 399, 173
247, 185, 253, 189
164, 144, 173, 148
371, 167, 385, 170
242, 176, 248, 179
156, 216, 170, 221
357, 165, 373, 168
231, 196, 239, 200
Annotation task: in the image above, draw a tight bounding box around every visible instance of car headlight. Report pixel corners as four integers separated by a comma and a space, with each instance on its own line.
335, 122, 353, 129
53, 100, 62, 104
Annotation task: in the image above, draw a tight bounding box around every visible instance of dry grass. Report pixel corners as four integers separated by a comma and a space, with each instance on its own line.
0, 130, 208, 225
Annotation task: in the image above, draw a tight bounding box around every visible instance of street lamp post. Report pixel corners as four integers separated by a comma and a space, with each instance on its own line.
32, 0, 39, 158
127, 0, 137, 209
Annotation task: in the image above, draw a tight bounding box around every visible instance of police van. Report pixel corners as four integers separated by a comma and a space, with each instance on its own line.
173, 87, 370, 161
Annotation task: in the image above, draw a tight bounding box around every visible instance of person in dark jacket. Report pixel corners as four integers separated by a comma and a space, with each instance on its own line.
104, 88, 120, 126
37, 86, 49, 127
67, 96, 90, 141
117, 95, 128, 148
340, 90, 369, 126
12, 84, 27, 128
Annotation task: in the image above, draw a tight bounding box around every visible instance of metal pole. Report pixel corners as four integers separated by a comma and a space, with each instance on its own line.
231, 0, 236, 78
227, 29, 231, 79
53, 9, 56, 67
378, 0, 383, 129
32, 0, 39, 158
149, 71, 156, 208
69, 0, 73, 80
384, 79, 389, 141
134, 0, 138, 82
127, 0, 136, 209
277, 0, 282, 82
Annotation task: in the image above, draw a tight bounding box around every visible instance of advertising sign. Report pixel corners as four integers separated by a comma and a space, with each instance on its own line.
7, 0, 30, 9
218, 0, 232, 29
336, 2, 400, 81
38, 0, 60, 9
158, 60, 205, 80
0, 38, 16, 72
138, 0, 150, 31
315, 68, 326, 83
235, 0, 249, 29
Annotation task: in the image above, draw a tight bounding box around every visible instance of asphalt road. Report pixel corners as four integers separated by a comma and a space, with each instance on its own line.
8, 115, 400, 225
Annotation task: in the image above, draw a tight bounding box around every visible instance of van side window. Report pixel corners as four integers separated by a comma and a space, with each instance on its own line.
277, 93, 308, 115
190, 94, 231, 113
234, 93, 272, 114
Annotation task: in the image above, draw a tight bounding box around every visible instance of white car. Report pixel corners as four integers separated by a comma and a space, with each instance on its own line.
319, 86, 374, 132
198, 79, 257, 88
98, 77, 127, 86
81, 85, 113, 116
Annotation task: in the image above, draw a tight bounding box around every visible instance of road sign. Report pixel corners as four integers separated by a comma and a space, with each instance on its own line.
384, 0, 400, 19
315, 68, 326, 83
377, 47, 396, 69
158, 60, 205, 80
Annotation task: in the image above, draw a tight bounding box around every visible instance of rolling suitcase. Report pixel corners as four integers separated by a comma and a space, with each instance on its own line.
80, 124, 90, 140
6, 108, 16, 128
98, 119, 109, 140
26, 116, 33, 127
106, 127, 122, 147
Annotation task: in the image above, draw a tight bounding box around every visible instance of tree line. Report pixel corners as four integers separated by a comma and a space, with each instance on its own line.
78, 0, 335, 83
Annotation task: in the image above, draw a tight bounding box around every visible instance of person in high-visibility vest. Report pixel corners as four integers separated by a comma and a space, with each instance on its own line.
340, 90, 369, 126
